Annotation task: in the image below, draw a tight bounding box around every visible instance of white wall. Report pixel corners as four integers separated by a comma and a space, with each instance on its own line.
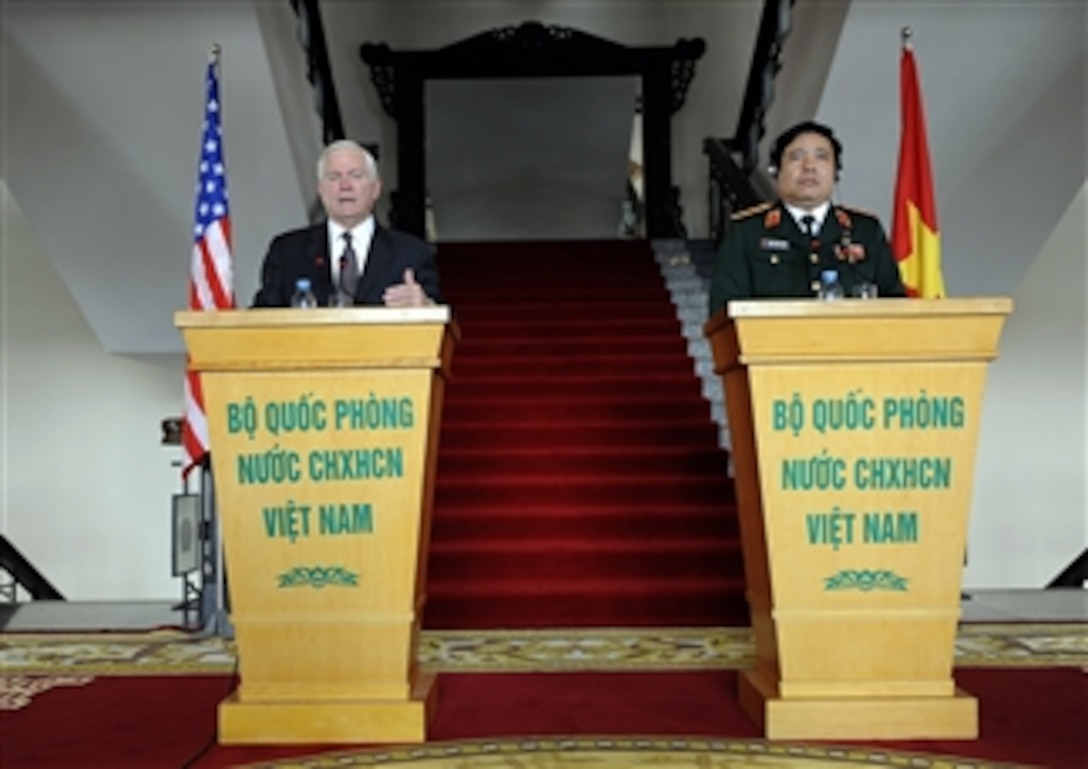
0, 2, 313, 599
969, 185, 1087, 587
2, 2, 308, 355
1, 183, 184, 599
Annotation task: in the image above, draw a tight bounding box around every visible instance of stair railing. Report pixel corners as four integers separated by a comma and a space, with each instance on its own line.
704, 0, 795, 245
289, 0, 363, 223
0, 535, 65, 602
704, 137, 763, 245
734, 0, 796, 175
288, 0, 345, 145
1048, 547, 1088, 588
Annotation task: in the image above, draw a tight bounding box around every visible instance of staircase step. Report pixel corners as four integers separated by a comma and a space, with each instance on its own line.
436, 239, 655, 263
435, 475, 734, 507
454, 335, 688, 358
423, 577, 751, 629
445, 375, 701, 399
443, 396, 711, 423
439, 421, 719, 451
444, 277, 663, 292
437, 446, 729, 477
452, 317, 683, 340
428, 539, 743, 581
453, 301, 678, 323
439, 248, 661, 264
452, 354, 695, 378
432, 503, 737, 542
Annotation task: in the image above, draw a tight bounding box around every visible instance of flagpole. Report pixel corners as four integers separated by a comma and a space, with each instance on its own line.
892, 25, 946, 298
206, 40, 229, 637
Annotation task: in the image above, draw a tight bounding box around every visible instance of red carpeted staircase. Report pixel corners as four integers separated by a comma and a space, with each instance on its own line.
425, 239, 746, 629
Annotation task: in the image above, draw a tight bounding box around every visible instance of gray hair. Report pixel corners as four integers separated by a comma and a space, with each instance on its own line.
317, 140, 379, 182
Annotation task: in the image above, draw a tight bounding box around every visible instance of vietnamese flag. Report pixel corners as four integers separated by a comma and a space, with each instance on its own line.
891, 42, 945, 298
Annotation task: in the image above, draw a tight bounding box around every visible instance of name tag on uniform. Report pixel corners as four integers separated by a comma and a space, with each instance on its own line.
760, 238, 790, 251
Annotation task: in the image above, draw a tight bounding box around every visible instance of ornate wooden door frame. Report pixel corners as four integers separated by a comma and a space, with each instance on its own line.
360, 21, 704, 239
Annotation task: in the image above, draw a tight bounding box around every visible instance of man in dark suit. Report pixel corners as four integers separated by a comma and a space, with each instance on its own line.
253, 140, 441, 308
708, 120, 905, 313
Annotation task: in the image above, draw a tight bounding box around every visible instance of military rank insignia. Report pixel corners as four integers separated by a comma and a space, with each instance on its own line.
835, 241, 866, 263
832, 207, 864, 262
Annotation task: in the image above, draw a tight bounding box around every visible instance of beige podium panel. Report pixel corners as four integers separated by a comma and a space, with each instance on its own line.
176, 307, 458, 745
705, 298, 1012, 740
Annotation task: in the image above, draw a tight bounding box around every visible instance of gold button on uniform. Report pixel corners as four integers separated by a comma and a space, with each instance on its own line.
770, 255, 780, 265
810, 280, 821, 292
810, 253, 820, 264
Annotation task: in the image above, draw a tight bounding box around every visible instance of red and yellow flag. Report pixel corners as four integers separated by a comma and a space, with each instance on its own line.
891, 41, 945, 298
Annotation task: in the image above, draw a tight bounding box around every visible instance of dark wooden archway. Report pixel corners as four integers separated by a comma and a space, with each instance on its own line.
360, 21, 704, 239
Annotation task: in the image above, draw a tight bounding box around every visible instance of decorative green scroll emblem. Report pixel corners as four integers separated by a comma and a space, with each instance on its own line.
825, 569, 908, 592
278, 565, 359, 589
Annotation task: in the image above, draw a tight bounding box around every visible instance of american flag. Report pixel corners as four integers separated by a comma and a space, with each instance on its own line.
182, 51, 234, 478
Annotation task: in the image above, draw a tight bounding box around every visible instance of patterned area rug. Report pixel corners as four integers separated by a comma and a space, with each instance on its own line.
0, 623, 1084, 677
234, 736, 1032, 768
2, 625, 1082, 768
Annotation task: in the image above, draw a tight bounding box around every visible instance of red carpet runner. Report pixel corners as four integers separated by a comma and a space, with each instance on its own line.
425, 240, 746, 628
2, 668, 1084, 767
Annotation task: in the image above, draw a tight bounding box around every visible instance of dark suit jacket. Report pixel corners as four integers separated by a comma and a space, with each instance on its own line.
252, 221, 442, 308
708, 201, 906, 314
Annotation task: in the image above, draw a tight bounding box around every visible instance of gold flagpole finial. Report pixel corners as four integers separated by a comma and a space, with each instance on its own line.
901, 26, 913, 49
209, 43, 221, 63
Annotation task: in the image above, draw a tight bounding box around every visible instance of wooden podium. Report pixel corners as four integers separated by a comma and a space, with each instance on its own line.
176, 307, 458, 745
704, 297, 1012, 740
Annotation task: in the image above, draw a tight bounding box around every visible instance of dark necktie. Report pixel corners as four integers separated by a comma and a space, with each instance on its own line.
801, 214, 816, 240
339, 232, 359, 301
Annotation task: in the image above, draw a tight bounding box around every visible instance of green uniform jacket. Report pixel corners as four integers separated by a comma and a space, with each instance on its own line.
708, 201, 907, 315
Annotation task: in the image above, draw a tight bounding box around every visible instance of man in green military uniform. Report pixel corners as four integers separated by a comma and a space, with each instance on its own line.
708, 120, 906, 314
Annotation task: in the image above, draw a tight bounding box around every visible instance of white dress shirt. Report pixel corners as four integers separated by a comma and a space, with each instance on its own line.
328, 216, 376, 285
784, 200, 831, 236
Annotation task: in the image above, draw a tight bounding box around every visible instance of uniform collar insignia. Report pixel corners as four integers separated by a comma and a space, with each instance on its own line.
764, 208, 781, 228
834, 207, 852, 230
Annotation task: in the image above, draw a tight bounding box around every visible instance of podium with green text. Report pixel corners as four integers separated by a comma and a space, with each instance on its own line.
176, 307, 457, 745
705, 298, 1012, 740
